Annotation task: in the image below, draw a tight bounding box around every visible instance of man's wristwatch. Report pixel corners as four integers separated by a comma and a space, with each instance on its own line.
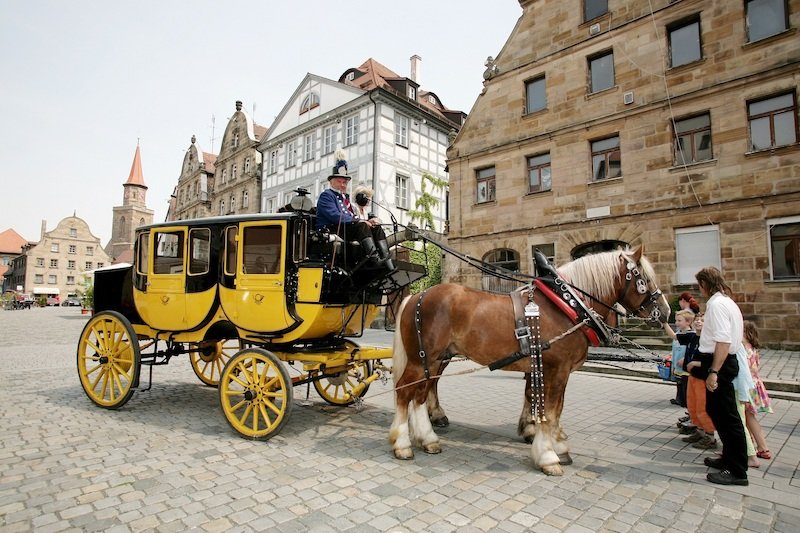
708, 369, 719, 375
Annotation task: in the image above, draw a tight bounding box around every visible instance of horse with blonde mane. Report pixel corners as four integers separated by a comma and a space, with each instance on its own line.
389, 245, 670, 475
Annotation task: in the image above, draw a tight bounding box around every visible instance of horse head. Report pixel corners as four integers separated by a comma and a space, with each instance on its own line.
616, 245, 671, 325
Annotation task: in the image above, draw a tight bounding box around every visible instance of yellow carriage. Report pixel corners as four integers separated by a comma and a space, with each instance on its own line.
77, 198, 425, 439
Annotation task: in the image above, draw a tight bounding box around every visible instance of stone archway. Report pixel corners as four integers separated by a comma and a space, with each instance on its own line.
571, 239, 629, 259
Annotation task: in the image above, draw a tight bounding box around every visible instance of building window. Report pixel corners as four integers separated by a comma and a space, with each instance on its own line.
532, 243, 556, 271
35, 274, 43, 284
748, 92, 798, 151
286, 141, 297, 167
476, 167, 496, 204
345, 71, 355, 82
68, 260, 76, 270
668, 17, 702, 68
69, 228, 77, 237
36, 257, 44, 267
219, 199, 225, 215
304, 134, 315, 161
96, 263, 104, 269
525, 76, 546, 114
266, 197, 275, 213
48, 275, 57, 284
584, 0, 608, 22
344, 115, 359, 146
323, 126, 336, 154
768, 216, 800, 280
675, 225, 720, 284
268, 150, 278, 174
68, 244, 76, 254
50, 259, 58, 268
85, 261, 93, 270
221, 169, 227, 183
233, 134, 239, 148
482, 248, 520, 293
527, 153, 552, 193
242, 190, 249, 208
67, 275, 75, 285
588, 51, 614, 93
395, 174, 409, 209
673, 113, 712, 165
591, 135, 621, 181
407, 86, 416, 100
300, 92, 320, 114
746, 0, 788, 42
51, 243, 59, 253
232, 164, 237, 181
86, 246, 94, 256
245, 158, 251, 174
230, 195, 236, 214
395, 115, 409, 147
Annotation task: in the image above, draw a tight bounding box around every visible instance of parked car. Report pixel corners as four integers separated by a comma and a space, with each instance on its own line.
61, 296, 82, 307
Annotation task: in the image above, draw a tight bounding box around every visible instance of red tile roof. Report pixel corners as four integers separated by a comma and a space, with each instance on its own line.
203, 153, 217, 173
254, 124, 268, 141
0, 228, 28, 254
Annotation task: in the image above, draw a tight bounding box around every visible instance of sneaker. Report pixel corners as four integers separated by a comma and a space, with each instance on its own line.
707, 470, 748, 486
682, 432, 703, 443
692, 436, 719, 450
704, 456, 725, 469
679, 424, 698, 434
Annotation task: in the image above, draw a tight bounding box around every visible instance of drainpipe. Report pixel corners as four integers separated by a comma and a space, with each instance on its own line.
368, 91, 378, 197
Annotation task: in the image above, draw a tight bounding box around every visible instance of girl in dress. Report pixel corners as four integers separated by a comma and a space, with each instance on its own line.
743, 321, 773, 461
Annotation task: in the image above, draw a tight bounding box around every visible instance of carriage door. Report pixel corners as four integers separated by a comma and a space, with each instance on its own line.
219, 221, 293, 333
135, 228, 188, 331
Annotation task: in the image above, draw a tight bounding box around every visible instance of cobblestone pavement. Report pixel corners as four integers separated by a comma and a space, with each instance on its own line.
1, 307, 799, 532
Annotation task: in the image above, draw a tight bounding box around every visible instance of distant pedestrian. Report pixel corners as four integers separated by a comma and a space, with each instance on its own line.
695, 267, 747, 486
742, 320, 773, 462
678, 291, 700, 314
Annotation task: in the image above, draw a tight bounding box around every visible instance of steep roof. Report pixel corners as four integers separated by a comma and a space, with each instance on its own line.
253, 124, 268, 141
126, 144, 146, 186
203, 152, 217, 173
0, 228, 28, 254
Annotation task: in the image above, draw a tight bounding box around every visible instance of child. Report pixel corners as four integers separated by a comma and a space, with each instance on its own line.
684, 314, 719, 449
743, 321, 773, 461
664, 309, 694, 407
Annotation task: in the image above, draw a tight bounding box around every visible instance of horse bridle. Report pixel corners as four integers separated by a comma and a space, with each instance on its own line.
617, 259, 664, 324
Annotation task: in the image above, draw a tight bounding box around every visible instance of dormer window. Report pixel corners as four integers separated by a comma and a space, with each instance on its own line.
408, 86, 416, 100
428, 94, 437, 105
345, 72, 355, 82
300, 92, 320, 114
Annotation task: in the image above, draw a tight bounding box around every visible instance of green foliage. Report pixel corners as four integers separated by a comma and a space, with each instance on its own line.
82, 276, 94, 309
408, 243, 442, 294
407, 172, 448, 230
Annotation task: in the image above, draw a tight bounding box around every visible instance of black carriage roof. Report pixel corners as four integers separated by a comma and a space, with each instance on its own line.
137, 212, 307, 233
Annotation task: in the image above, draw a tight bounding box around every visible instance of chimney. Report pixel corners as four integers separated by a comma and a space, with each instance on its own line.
40, 220, 47, 239
410, 54, 421, 84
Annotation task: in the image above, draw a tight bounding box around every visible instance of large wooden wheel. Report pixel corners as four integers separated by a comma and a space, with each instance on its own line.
77, 311, 141, 409
189, 338, 241, 387
314, 360, 373, 406
219, 348, 293, 440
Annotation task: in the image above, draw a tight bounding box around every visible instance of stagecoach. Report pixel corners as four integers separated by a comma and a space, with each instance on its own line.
77, 193, 425, 440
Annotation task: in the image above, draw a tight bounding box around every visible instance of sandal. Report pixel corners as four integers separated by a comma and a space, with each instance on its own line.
756, 450, 772, 460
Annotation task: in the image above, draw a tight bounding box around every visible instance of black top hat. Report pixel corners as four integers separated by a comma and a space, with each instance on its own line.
328, 149, 351, 180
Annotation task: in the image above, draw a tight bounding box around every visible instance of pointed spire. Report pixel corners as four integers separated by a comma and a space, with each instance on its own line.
126, 143, 146, 186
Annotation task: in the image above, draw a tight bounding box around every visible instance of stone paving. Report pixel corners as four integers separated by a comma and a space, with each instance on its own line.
1, 307, 799, 532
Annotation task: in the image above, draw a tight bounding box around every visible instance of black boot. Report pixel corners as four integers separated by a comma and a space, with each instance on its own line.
360, 237, 380, 265
376, 239, 396, 271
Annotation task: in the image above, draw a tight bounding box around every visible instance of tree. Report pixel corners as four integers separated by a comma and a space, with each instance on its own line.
406, 172, 447, 293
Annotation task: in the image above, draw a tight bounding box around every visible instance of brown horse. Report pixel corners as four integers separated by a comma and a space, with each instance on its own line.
389, 246, 670, 475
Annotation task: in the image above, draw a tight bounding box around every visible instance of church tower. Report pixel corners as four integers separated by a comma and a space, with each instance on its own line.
105, 143, 155, 263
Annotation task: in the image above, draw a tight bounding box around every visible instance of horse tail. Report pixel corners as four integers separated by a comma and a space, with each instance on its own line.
392, 294, 413, 386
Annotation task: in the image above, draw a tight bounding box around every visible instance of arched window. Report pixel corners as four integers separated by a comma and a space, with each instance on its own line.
219, 199, 225, 215
230, 194, 236, 213
481, 248, 521, 293
571, 240, 627, 259
300, 92, 320, 114
242, 190, 249, 208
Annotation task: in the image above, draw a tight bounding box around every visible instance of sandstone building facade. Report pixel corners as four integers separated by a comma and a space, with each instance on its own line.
447, 0, 799, 346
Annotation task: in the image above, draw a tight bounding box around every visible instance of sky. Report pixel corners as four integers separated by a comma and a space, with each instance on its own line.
0, 0, 523, 246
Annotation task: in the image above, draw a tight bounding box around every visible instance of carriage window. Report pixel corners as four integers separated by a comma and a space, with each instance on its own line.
243, 226, 282, 274
188, 228, 211, 275
224, 226, 238, 276
153, 231, 185, 274
136, 232, 150, 275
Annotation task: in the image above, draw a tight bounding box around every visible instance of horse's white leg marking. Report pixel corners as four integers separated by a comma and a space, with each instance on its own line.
390, 399, 414, 460
531, 422, 562, 475
410, 401, 441, 454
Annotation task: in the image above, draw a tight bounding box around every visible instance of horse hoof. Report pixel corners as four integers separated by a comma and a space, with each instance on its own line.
393, 448, 414, 460
431, 416, 449, 428
558, 453, 573, 466
541, 463, 564, 476
423, 442, 442, 454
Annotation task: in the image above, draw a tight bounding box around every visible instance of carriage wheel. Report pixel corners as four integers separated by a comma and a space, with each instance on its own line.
77, 311, 141, 409
219, 348, 293, 440
313, 360, 373, 406
189, 338, 241, 387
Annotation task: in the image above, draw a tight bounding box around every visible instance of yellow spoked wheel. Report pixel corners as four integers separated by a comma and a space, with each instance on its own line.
189, 338, 241, 387
77, 311, 141, 409
219, 348, 293, 440
313, 360, 373, 406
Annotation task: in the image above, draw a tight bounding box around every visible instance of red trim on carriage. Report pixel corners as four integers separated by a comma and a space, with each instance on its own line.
533, 279, 602, 347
